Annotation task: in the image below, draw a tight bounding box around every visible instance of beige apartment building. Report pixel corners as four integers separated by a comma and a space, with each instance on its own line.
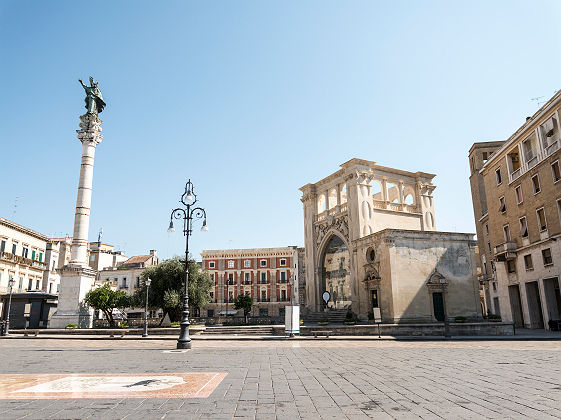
469, 90, 561, 330
200, 247, 300, 319
0, 217, 49, 294
97, 250, 159, 319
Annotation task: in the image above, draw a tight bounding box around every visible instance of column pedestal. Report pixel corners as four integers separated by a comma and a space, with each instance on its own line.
49, 264, 97, 328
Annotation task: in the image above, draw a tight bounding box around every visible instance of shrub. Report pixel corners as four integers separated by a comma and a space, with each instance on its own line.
488, 314, 502, 321
65, 323, 78, 329
118, 322, 129, 329
318, 317, 329, 323
368, 312, 374, 320
170, 321, 180, 327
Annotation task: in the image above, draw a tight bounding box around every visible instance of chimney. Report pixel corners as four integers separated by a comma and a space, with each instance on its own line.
150, 250, 157, 256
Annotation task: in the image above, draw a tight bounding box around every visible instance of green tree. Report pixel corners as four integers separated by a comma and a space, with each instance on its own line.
84, 283, 130, 327
234, 294, 253, 323
131, 257, 213, 323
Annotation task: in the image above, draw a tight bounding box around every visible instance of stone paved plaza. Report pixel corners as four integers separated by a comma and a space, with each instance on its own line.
0, 338, 560, 419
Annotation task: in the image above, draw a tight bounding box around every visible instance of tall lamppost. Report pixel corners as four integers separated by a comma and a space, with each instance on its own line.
142, 278, 152, 338
2, 278, 15, 336
168, 179, 208, 349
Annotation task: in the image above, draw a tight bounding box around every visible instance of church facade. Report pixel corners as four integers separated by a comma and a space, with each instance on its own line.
300, 158, 482, 322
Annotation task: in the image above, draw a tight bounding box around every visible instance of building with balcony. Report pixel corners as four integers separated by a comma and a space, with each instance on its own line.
0, 217, 49, 294
200, 247, 300, 319
300, 158, 481, 322
97, 250, 159, 319
469, 90, 561, 330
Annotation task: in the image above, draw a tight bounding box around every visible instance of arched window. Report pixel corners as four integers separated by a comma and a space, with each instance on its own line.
340, 184, 347, 204
317, 193, 327, 213
371, 180, 383, 200
328, 188, 337, 209
386, 182, 399, 203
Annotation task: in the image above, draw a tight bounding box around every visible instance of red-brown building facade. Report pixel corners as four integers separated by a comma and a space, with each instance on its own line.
200, 247, 301, 319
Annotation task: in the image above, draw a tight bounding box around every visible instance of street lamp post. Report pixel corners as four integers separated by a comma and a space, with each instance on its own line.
168, 179, 208, 349
142, 278, 152, 338
2, 278, 15, 336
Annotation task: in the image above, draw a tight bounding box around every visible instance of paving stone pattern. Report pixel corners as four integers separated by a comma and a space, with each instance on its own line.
0, 339, 560, 419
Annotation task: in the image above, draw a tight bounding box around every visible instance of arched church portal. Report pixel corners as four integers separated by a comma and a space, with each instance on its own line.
321, 235, 352, 310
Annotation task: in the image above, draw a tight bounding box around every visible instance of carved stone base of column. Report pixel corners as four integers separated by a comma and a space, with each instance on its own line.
49, 265, 96, 329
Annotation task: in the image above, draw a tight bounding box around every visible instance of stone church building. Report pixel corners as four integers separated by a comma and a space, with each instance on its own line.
300, 158, 482, 322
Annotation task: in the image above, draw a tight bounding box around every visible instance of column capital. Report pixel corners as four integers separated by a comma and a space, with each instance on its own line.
76, 113, 103, 146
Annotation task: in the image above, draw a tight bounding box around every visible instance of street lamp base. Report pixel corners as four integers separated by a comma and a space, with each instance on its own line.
142, 334, 148, 338
176, 340, 192, 350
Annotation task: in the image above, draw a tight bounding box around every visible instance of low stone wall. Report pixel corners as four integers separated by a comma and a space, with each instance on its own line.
10, 327, 206, 336
283, 322, 514, 336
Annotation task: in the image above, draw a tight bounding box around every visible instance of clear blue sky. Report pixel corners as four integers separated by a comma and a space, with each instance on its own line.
1, 1, 560, 260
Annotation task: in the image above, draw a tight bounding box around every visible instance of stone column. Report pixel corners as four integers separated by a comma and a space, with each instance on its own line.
49, 114, 102, 329
70, 114, 103, 266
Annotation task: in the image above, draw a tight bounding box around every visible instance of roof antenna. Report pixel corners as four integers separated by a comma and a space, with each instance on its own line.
531, 96, 545, 107
98, 227, 103, 243
12, 196, 19, 220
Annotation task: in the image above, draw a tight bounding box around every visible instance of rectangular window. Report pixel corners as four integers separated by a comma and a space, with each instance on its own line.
22, 247, 28, 258
210, 273, 215, 282
280, 259, 286, 266
552, 161, 561, 183
515, 185, 523, 204
244, 272, 250, 282
48, 283, 53, 293
524, 254, 533, 270
208, 261, 215, 269
503, 225, 511, 242
0, 240, 5, 252
519, 217, 528, 238
532, 174, 541, 194
12, 244, 16, 254
28, 279, 32, 290
485, 223, 489, 235
135, 277, 140, 288
38, 252, 42, 262
35, 280, 40, 289
507, 260, 516, 274
19, 277, 23, 290
261, 272, 266, 282
487, 242, 491, 252
542, 248, 553, 266
244, 260, 251, 268
228, 291, 234, 301
499, 196, 506, 213
496, 168, 502, 185
280, 271, 286, 281
227, 260, 234, 268
209, 291, 214, 299
228, 273, 234, 284
492, 282, 497, 292
537, 207, 547, 231
260, 259, 267, 267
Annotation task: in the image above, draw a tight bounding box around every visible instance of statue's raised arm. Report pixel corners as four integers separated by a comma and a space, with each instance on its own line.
79, 76, 106, 115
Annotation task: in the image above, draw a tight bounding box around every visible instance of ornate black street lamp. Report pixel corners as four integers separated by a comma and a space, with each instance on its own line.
168, 179, 208, 349
142, 277, 152, 338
